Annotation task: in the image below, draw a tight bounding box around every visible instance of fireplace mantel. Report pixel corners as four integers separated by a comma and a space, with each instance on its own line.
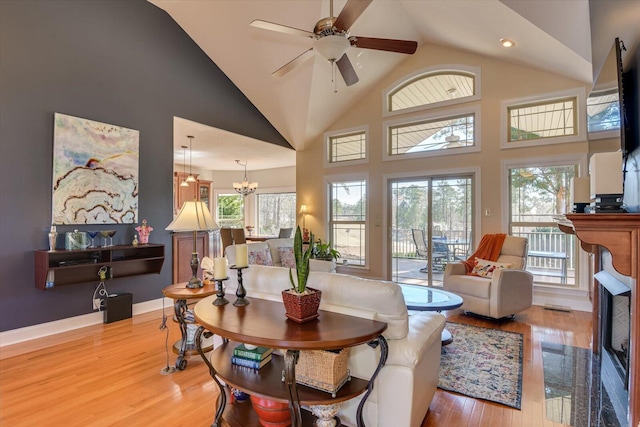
564, 213, 640, 427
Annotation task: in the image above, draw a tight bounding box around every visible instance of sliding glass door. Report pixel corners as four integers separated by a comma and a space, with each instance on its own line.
390, 175, 473, 287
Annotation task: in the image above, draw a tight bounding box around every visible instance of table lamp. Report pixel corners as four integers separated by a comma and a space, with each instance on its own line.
166, 200, 218, 288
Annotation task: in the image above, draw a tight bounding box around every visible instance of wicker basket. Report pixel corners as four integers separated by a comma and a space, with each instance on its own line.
295, 348, 350, 397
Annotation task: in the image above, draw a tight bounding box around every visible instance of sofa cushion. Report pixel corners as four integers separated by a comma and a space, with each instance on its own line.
248, 247, 274, 266
278, 247, 296, 269
265, 238, 294, 266
470, 258, 511, 278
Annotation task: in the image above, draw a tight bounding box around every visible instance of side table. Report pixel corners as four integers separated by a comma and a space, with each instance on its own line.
162, 282, 217, 370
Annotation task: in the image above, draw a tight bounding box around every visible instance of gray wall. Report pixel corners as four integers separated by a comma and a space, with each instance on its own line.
0, 0, 292, 331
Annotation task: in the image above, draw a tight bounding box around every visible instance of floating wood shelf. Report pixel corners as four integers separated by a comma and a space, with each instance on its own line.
34, 244, 164, 290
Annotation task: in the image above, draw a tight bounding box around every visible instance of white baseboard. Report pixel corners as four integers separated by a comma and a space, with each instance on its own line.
0, 297, 170, 348
533, 285, 593, 313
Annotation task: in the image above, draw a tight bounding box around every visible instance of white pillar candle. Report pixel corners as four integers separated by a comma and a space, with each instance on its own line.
213, 257, 227, 280
235, 244, 249, 268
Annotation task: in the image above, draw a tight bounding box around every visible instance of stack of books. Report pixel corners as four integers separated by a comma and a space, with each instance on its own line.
231, 343, 273, 369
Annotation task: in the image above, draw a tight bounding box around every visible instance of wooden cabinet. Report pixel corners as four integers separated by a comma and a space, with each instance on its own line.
34, 244, 164, 290
171, 232, 210, 284
174, 172, 211, 215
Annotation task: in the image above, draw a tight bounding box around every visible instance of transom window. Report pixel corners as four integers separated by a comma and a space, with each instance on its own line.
388, 111, 476, 157
329, 179, 367, 267
384, 65, 480, 116
389, 72, 475, 112
328, 131, 366, 164
508, 97, 577, 142
587, 88, 620, 133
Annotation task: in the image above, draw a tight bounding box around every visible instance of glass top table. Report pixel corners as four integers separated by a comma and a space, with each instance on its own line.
399, 284, 463, 311
399, 284, 463, 345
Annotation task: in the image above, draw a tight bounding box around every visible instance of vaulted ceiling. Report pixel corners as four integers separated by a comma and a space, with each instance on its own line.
149, 0, 640, 170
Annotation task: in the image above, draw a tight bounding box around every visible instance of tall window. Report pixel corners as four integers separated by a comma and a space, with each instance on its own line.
329, 179, 367, 266
257, 192, 296, 236
509, 164, 577, 286
217, 194, 244, 228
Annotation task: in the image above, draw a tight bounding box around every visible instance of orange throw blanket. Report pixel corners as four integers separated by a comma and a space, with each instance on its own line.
463, 233, 507, 274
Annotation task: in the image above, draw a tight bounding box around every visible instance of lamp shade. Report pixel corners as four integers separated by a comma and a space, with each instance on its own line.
166, 200, 218, 232
570, 177, 591, 204
299, 204, 308, 215
589, 152, 623, 197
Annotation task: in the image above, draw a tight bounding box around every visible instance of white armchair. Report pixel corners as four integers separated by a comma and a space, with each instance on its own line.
443, 235, 534, 319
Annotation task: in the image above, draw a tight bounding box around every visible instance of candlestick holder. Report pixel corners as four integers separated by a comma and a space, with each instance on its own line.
212, 277, 229, 306
231, 265, 250, 306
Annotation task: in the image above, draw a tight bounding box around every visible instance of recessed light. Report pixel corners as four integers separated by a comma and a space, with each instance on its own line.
500, 38, 515, 48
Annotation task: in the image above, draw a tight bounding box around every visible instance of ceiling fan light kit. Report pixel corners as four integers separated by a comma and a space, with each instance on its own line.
250, 0, 418, 89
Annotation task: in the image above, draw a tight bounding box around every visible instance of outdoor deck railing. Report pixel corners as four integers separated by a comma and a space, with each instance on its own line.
393, 228, 574, 283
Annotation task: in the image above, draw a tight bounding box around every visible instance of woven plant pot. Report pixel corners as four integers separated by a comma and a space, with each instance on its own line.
281, 288, 322, 323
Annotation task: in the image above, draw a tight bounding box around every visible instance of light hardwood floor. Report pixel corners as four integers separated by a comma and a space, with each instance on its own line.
0, 305, 592, 427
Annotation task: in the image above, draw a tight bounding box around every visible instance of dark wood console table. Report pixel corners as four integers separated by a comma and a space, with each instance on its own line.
563, 213, 640, 427
193, 296, 388, 427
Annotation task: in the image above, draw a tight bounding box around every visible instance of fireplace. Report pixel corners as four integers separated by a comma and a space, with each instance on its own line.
596, 248, 631, 425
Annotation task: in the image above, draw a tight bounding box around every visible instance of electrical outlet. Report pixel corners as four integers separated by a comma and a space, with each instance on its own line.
93, 298, 102, 310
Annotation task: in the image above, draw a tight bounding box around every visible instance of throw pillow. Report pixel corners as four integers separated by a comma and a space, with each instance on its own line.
470, 257, 511, 278
278, 247, 296, 269
248, 248, 274, 266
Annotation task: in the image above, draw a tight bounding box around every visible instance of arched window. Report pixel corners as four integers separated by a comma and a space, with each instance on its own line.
385, 65, 480, 115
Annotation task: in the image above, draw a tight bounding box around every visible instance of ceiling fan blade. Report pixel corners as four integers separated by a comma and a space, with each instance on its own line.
336, 54, 359, 86
250, 20, 315, 38
333, 0, 373, 32
273, 48, 315, 77
350, 36, 418, 54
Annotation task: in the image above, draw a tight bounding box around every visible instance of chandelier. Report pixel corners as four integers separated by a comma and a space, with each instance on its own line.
233, 160, 258, 196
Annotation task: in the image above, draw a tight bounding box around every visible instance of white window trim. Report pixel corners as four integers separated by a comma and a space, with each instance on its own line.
382, 104, 482, 162
382, 167, 481, 281
383, 64, 481, 118
501, 154, 590, 294
323, 125, 369, 168
500, 87, 587, 149
324, 172, 369, 270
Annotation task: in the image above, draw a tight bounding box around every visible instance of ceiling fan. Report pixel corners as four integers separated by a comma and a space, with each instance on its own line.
250, 0, 418, 87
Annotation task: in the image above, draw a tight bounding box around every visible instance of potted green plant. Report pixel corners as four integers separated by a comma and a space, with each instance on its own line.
282, 226, 322, 322
312, 239, 341, 261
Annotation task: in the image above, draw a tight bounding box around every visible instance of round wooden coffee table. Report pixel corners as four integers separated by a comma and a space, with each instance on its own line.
399, 284, 463, 345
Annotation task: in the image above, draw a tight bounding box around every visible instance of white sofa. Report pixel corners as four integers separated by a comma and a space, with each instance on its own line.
226, 238, 336, 273
223, 265, 446, 427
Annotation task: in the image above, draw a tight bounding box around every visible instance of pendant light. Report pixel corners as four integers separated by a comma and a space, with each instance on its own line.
180, 145, 189, 187
185, 135, 196, 183
233, 160, 258, 196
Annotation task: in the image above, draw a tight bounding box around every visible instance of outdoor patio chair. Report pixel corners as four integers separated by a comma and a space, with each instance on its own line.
411, 229, 447, 273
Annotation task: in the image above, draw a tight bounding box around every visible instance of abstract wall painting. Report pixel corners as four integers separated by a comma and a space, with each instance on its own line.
52, 113, 139, 224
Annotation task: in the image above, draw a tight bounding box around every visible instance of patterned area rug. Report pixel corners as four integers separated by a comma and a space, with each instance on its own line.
438, 322, 523, 409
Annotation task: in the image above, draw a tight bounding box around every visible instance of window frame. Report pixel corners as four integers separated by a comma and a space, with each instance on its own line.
256, 191, 296, 237
325, 173, 369, 269
501, 154, 589, 291
587, 87, 621, 141
383, 104, 481, 162
323, 125, 369, 168
500, 88, 587, 149
383, 64, 481, 117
